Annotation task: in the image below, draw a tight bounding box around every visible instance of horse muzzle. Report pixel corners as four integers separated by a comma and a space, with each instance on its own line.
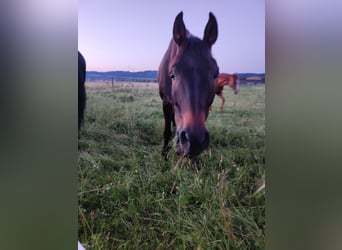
176, 126, 210, 157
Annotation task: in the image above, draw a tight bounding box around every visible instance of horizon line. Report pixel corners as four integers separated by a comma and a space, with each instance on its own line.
86, 70, 266, 74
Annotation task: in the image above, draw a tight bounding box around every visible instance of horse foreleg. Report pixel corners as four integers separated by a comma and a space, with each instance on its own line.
162, 102, 174, 158
218, 93, 225, 112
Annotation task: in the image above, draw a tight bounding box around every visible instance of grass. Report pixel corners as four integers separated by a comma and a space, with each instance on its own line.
78, 82, 265, 249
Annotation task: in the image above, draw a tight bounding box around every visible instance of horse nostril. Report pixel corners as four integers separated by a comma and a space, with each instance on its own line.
179, 130, 191, 154
180, 130, 189, 144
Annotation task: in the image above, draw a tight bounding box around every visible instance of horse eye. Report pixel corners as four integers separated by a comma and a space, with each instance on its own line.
169, 72, 175, 80
174, 101, 180, 111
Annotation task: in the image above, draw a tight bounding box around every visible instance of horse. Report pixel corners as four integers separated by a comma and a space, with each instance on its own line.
158, 12, 219, 158
78, 51, 86, 133
214, 73, 239, 112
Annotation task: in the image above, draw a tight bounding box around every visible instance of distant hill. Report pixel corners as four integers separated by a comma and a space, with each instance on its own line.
86, 70, 158, 82
86, 71, 265, 85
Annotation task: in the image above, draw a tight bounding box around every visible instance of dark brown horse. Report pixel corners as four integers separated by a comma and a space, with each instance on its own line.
78, 51, 86, 133
158, 12, 219, 158
214, 73, 239, 112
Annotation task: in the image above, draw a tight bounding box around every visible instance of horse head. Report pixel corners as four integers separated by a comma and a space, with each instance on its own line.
168, 12, 219, 157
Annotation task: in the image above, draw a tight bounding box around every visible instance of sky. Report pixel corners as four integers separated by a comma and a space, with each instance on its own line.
78, 0, 264, 73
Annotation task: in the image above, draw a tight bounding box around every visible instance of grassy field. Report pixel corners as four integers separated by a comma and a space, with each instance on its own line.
78, 82, 265, 249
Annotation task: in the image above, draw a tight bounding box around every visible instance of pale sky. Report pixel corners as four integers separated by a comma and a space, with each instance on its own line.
78, 0, 265, 73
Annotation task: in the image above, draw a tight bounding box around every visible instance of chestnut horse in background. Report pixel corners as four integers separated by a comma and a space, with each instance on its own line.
158, 12, 219, 158
214, 73, 239, 112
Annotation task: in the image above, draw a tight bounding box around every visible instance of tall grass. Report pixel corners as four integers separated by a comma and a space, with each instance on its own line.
78, 83, 265, 249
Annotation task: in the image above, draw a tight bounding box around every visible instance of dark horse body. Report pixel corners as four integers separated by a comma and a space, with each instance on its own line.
78, 51, 86, 132
158, 12, 219, 157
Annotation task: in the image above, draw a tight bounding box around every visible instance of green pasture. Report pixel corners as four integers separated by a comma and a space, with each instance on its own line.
78, 83, 265, 249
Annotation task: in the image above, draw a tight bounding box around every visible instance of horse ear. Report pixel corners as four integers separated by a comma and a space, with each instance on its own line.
173, 11, 187, 45
203, 12, 218, 47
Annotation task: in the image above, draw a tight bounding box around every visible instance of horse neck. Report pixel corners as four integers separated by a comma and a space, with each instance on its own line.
218, 74, 235, 88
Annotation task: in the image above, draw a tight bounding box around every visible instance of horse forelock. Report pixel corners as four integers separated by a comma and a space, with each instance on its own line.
169, 36, 216, 75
